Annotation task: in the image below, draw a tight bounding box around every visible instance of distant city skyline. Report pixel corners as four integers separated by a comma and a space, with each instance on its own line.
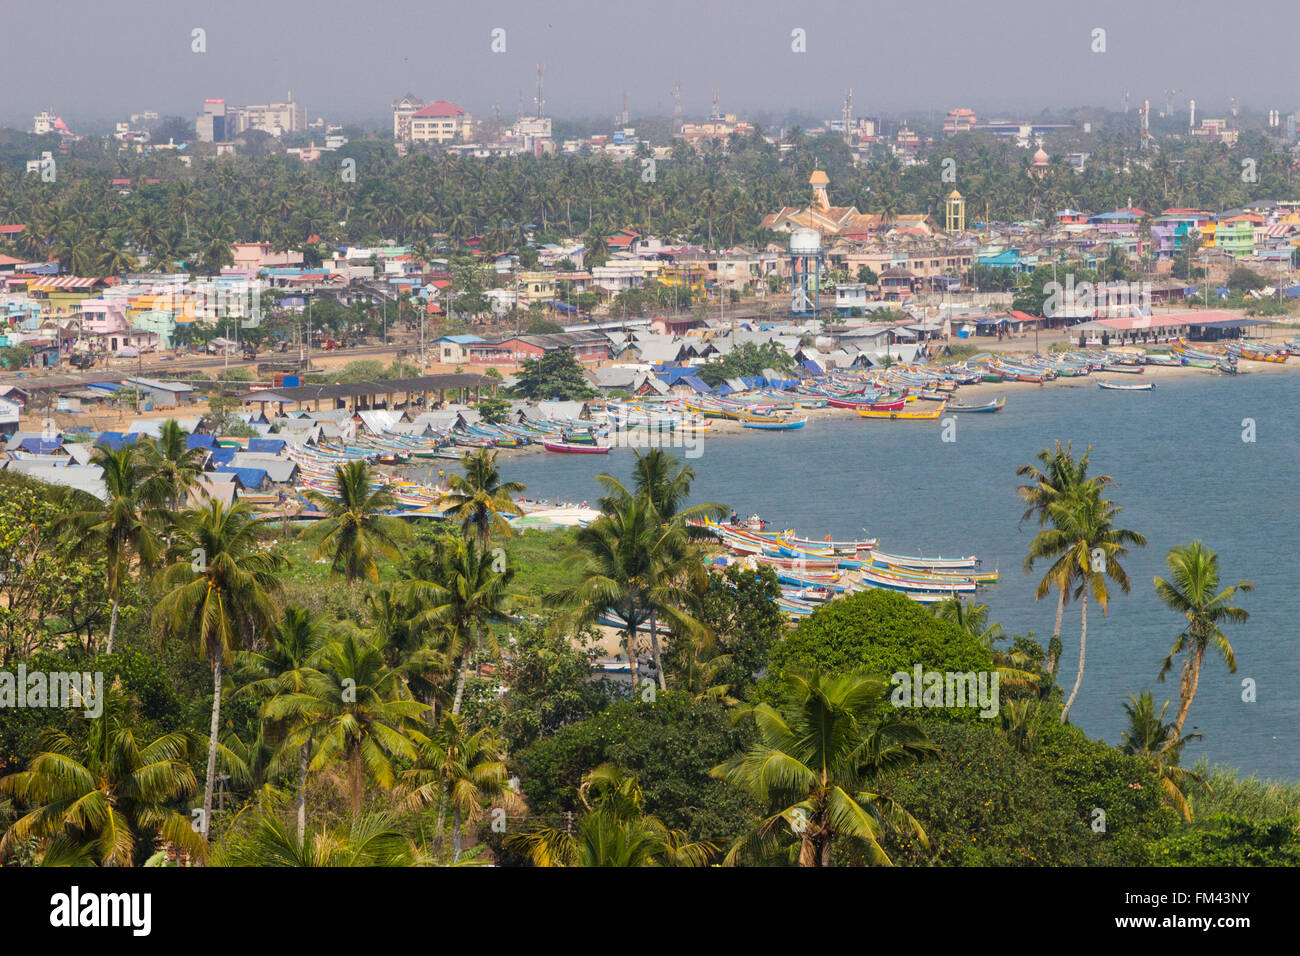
3, 0, 1298, 129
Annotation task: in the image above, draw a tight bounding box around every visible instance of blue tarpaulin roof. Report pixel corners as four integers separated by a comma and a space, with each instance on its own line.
95, 431, 137, 450
17, 438, 62, 454
210, 447, 238, 466
800, 359, 824, 375
741, 376, 766, 389
247, 437, 286, 454
186, 434, 216, 450
680, 376, 712, 394
211, 467, 268, 490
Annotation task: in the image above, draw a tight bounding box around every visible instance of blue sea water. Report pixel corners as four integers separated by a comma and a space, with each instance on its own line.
442, 375, 1300, 780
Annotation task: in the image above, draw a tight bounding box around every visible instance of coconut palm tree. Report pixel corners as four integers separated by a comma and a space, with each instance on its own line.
218, 809, 420, 867
1154, 541, 1252, 751
236, 605, 328, 843
399, 537, 523, 714
503, 764, 716, 867
712, 669, 936, 867
64, 445, 161, 654
596, 450, 725, 686
550, 494, 704, 690
267, 631, 425, 819
0, 693, 206, 866
1120, 690, 1206, 821
302, 460, 409, 585
1033, 483, 1146, 724
398, 713, 522, 862
438, 448, 525, 549
139, 418, 207, 511
152, 500, 286, 841
1017, 442, 1111, 675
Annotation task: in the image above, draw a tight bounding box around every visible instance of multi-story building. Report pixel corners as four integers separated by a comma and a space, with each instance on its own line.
392, 94, 425, 145
196, 99, 227, 142
230, 96, 305, 137
409, 100, 475, 145
943, 108, 977, 134
678, 114, 754, 146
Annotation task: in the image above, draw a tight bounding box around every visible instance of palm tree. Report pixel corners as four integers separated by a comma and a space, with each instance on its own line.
595, 450, 725, 686
302, 460, 409, 585
64, 445, 161, 654
398, 713, 522, 862
267, 631, 425, 819
1033, 483, 1146, 724
400, 537, 523, 714
218, 809, 419, 867
1120, 691, 1206, 821
504, 764, 715, 867
438, 448, 525, 549
712, 669, 936, 866
1154, 541, 1252, 751
1017, 442, 1111, 675
139, 419, 207, 511
236, 605, 328, 843
550, 494, 704, 689
152, 500, 286, 842
0, 693, 206, 865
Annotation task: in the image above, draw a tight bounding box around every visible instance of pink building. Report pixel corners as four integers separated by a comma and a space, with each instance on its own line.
229, 243, 305, 276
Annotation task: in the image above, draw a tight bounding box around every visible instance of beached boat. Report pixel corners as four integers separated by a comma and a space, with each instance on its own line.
1097, 380, 1156, 391
542, 441, 611, 454
857, 402, 947, 420
741, 418, 807, 430
948, 396, 1006, 413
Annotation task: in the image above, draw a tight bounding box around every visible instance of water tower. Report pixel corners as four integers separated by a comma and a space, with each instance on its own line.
789, 227, 824, 316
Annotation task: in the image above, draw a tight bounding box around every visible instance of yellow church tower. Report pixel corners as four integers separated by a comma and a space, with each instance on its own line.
944, 189, 966, 233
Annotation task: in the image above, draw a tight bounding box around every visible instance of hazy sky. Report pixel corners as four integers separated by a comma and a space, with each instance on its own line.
4, 0, 1297, 128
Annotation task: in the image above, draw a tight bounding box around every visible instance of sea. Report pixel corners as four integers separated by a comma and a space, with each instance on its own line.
422, 374, 1300, 780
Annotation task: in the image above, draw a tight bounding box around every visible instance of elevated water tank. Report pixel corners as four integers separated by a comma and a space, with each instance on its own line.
789, 227, 821, 254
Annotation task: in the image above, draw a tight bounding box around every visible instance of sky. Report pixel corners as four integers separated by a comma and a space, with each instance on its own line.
3, 0, 1298, 129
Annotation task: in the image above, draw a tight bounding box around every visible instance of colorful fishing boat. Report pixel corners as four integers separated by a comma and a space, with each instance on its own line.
857, 402, 947, 420
740, 418, 807, 430
948, 396, 1006, 413
1097, 380, 1156, 391
542, 441, 611, 454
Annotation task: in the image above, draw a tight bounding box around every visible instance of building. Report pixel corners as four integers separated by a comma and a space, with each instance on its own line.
678, 114, 754, 146
409, 101, 474, 145
123, 377, 196, 409
196, 99, 228, 143
392, 94, 425, 145
760, 170, 883, 240
230, 95, 305, 137
943, 108, 977, 134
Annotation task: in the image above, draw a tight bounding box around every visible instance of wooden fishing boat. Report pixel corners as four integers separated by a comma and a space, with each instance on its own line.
1100, 363, 1145, 374
741, 418, 807, 430
857, 402, 947, 420
1097, 380, 1155, 391
948, 396, 1006, 413
542, 441, 611, 454
866, 548, 979, 570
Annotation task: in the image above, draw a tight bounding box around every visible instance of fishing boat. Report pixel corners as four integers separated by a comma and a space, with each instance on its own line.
857, 402, 947, 421
741, 418, 807, 430
1099, 363, 1145, 374
1097, 380, 1156, 391
542, 441, 611, 454
948, 396, 1006, 413
866, 548, 979, 570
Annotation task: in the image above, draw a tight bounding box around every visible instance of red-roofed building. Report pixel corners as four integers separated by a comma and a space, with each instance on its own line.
409, 100, 474, 145
0, 225, 26, 236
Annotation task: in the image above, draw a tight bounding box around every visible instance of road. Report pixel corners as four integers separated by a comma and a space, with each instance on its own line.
1, 341, 423, 391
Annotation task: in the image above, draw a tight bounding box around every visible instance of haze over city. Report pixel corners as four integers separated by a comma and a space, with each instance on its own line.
3, 0, 1299, 127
